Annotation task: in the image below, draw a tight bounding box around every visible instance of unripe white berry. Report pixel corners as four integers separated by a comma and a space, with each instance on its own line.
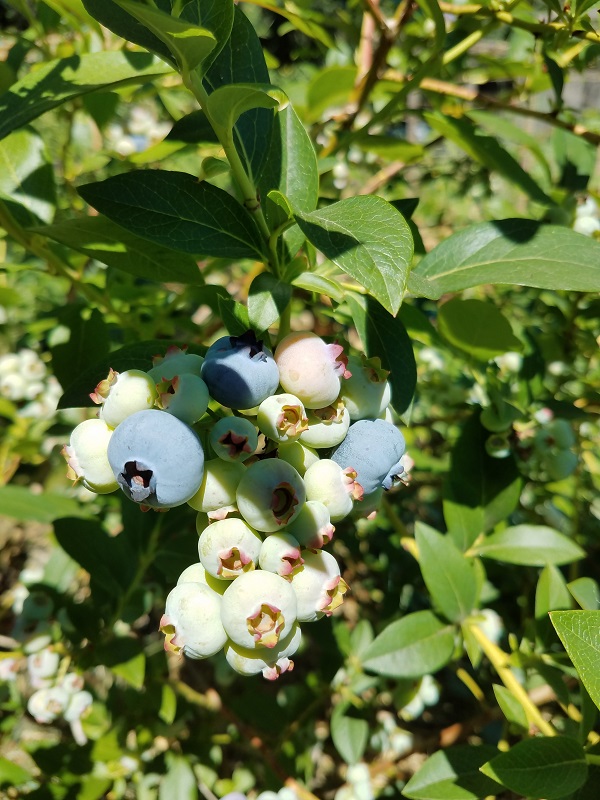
177, 561, 227, 595
62, 418, 118, 493
303, 459, 362, 522
198, 518, 262, 580
63, 690, 93, 722
291, 549, 348, 622
277, 441, 320, 476
257, 393, 308, 443
188, 458, 246, 517
221, 570, 297, 650
341, 355, 391, 420
286, 500, 334, 549
259, 533, 304, 578
224, 622, 302, 680
236, 459, 306, 532
92, 369, 158, 428
27, 686, 70, 724
161, 582, 227, 659
156, 373, 209, 424
298, 402, 350, 449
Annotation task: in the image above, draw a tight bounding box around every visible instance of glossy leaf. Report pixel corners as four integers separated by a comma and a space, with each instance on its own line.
58, 339, 205, 409
203, 6, 272, 184
295, 196, 413, 316
403, 744, 502, 800
0, 52, 172, 141
330, 706, 369, 765
473, 525, 585, 566
206, 83, 285, 133
568, 577, 600, 610
412, 219, 600, 293
247, 272, 292, 332
362, 610, 455, 678
167, 109, 219, 143
480, 736, 588, 799
415, 522, 479, 623
36, 216, 203, 284
438, 298, 522, 361
113, 0, 216, 72
259, 105, 319, 261
346, 293, 416, 414
179, 0, 235, 72
78, 171, 265, 259
0, 128, 55, 224
551, 611, 600, 711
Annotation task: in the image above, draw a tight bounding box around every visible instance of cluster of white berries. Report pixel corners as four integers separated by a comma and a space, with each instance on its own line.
573, 196, 600, 238
0, 348, 62, 418
62, 331, 408, 679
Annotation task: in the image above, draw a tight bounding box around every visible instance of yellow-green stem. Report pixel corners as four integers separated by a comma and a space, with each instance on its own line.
469, 623, 557, 737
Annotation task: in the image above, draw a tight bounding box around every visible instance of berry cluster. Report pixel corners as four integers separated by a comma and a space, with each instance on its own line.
63, 331, 407, 679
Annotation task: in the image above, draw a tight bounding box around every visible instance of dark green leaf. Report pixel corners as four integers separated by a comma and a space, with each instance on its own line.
551, 611, 600, 711
403, 744, 502, 800
36, 216, 203, 284
346, 293, 416, 414
0, 128, 55, 224
51, 306, 110, 390
536, 564, 572, 642
473, 525, 585, 566
415, 522, 479, 623
0, 486, 92, 523
568, 577, 600, 610
160, 685, 177, 725
295, 196, 413, 315
82, 0, 174, 62
0, 52, 172, 141
78, 171, 265, 259
412, 219, 600, 293
330, 706, 369, 765
425, 112, 553, 205
179, 0, 235, 72
203, 6, 272, 184
58, 339, 205, 409
438, 298, 522, 361
97, 638, 145, 689
362, 610, 455, 678
480, 736, 588, 799
166, 109, 219, 143
205, 83, 284, 132
113, 0, 216, 72
247, 272, 292, 332
54, 517, 135, 596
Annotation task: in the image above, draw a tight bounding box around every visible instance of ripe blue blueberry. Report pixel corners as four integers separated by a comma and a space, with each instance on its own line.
331, 418, 406, 494
107, 409, 204, 509
201, 330, 279, 410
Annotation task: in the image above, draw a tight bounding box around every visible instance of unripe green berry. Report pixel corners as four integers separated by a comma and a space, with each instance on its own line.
298, 402, 350, 449
236, 458, 306, 532
286, 500, 334, 549
277, 441, 320, 476
188, 458, 246, 517
209, 416, 258, 462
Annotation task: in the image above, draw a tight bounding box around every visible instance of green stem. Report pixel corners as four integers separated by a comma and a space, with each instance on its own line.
469, 623, 557, 737
183, 70, 276, 270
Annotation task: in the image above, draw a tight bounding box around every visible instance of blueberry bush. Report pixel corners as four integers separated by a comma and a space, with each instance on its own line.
1, 0, 600, 798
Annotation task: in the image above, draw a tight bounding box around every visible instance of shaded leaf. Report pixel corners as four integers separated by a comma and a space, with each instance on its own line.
403, 744, 502, 800
438, 298, 522, 361
247, 272, 292, 332
0, 128, 55, 224
0, 485, 92, 524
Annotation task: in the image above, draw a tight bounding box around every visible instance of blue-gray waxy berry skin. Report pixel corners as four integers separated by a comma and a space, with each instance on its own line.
107, 409, 204, 508
331, 419, 405, 494
201, 331, 279, 410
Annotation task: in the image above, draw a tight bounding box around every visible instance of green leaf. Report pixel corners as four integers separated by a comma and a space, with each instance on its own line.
113, 0, 215, 72
415, 522, 479, 623
473, 525, 585, 566
36, 216, 203, 285
305, 65, 357, 123
480, 736, 588, 799
443, 495, 484, 552
0, 52, 173, 141
445, 412, 522, 535
535, 564, 572, 642
78, 171, 265, 259
0, 757, 32, 788
82, 0, 174, 63
0, 128, 55, 224
167, 109, 219, 144
493, 684, 529, 730
247, 272, 292, 332
403, 744, 502, 800
362, 610, 455, 678
203, 6, 272, 184
551, 611, 600, 711
160, 754, 198, 800
291, 271, 344, 303
159, 684, 177, 725
295, 196, 413, 316
354, 133, 424, 163
0, 485, 92, 523
330, 706, 369, 765
425, 112, 553, 205
54, 517, 135, 596
51, 306, 110, 391
178, 0, 235, 72
345, 293, 416, 415
259, 105, 319, 261
412, 219, 600, 293
568, 577, 600, 610
438, 298, 522, 361
98, 638, 145, 690
205, 83, 285, 132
